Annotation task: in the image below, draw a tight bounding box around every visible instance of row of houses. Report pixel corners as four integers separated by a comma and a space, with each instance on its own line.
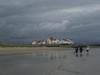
32, 37, 74, 45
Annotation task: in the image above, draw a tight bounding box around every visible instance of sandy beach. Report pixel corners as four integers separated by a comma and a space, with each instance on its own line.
0, 47, 100, 75
0, 47, 71, 54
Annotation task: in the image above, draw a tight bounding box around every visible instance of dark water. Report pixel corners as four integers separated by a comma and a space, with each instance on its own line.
0, 48, 100, 75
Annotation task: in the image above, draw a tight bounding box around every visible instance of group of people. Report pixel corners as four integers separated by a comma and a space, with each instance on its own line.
74, 46, 90, 56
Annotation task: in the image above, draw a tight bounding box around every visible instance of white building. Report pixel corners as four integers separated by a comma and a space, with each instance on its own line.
59, 39, 74, 45
32, 41, 37, 45
32, 40, 46, 45
47, 37, 60, 44
47, 37, 74, 45
41, 40, 46, 45
32, 37, 74, 45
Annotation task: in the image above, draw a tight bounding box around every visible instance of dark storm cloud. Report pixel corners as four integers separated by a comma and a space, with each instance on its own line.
0, 0, 100, 43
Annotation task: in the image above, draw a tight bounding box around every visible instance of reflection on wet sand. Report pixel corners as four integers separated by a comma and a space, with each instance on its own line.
49, 52, 67, 60
0, 48, 99, 75
32, 51, 68, 61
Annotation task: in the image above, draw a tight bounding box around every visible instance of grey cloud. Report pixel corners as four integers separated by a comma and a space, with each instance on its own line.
0, 0, 100, 43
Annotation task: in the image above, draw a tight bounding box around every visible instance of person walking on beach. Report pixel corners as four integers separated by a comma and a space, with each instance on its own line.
79, 47, 83, 56
86, 46, 90, 54
75, 47, 79, 56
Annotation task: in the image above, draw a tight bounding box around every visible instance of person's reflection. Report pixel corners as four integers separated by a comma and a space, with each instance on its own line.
86, 50, 89, 56
80, 53, 83, 57
63, 55, 67, 59
76, 53, 78, 57
50, 56, 54, 60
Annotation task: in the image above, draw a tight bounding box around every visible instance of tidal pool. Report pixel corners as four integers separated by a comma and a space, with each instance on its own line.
0, 48, 100, 75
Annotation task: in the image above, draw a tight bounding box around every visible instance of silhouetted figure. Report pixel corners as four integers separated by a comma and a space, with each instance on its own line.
86, 46, 90, 53
75, 47, 79, 56
79, 47, 84, 57
86, 46, 90, 56
79, 47, 83, 54
80, 53, 83, 57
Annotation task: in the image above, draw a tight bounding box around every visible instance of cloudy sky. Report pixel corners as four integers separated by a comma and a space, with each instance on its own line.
0, 0, 100, 44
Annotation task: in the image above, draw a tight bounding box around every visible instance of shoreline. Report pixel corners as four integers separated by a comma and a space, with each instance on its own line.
0, 47, 72, 55
0, 46, 99, 55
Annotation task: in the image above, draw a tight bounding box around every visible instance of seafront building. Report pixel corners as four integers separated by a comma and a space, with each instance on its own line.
47, 37, 60, 44
32, 40, 46, 45
59, 39, 74, 45
32, 37, 74, 46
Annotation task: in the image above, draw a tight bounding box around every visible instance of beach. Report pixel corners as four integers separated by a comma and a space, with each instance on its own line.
0, 47, 70, 54
0, 47, 72, 57
0, 47, 100, 75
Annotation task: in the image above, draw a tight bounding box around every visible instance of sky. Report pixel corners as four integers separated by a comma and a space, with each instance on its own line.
0, 0, 100, 44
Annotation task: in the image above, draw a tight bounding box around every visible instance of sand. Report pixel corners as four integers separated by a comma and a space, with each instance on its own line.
0, 48, 99, 75
0, 47, 70, 54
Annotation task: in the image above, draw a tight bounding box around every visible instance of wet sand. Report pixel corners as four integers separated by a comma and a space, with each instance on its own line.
0, 47, 100, 75
0, 47, 70, 54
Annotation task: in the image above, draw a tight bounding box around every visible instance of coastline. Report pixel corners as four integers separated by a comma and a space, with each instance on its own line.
0, 46, 99, 55
0, 47, 72, 55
